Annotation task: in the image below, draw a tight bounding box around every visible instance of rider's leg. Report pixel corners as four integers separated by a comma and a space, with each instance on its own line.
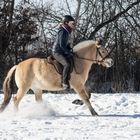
53, 53, 71, 89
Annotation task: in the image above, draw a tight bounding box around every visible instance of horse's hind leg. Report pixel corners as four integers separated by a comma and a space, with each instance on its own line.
33, 89, 43, 102
74, 85, 98, 116
13, 87, 29, 111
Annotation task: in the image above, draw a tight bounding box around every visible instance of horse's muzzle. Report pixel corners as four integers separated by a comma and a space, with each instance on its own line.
104, 58, 114, 67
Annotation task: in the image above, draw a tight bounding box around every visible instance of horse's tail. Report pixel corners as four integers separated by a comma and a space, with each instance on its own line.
0, 65, 17, 112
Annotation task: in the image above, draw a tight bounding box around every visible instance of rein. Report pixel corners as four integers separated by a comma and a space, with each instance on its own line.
75, 54, 103, 62
74, 48, 105, 63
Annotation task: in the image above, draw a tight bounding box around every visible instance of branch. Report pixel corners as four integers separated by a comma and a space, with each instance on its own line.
75, 0, 81, 26
89, 0, 140, 39
65, 0, 71, 15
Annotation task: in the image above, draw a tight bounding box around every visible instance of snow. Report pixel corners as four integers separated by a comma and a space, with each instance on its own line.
0, 93, 140, 140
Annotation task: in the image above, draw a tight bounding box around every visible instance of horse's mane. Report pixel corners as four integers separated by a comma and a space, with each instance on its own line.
73, 40, 96, 52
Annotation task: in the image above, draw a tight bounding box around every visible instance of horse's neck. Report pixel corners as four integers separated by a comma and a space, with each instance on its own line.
74, 57, 93, 83
75, 46, 91, 58
74, 46, 96, 82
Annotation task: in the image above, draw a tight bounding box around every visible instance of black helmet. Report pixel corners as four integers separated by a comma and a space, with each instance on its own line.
62, 15, 75, 23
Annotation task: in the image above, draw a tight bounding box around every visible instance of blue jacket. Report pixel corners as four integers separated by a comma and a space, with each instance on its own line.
52, 26, 72, 55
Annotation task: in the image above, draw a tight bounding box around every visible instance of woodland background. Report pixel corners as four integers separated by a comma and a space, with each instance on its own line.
0, 0, 140, 93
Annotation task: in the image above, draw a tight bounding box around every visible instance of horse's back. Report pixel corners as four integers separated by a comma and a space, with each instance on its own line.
15, 57, 62, 90
15, 58, 47, 86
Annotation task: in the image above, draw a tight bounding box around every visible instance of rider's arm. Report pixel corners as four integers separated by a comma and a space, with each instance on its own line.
58, 29, 70, 54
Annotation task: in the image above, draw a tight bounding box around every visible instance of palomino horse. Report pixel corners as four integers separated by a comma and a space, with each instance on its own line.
0, 40, 113, 116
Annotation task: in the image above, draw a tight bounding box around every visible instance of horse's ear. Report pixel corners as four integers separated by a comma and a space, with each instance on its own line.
95, 38, 103, 48
97, 44, 101, 48
95, 40, 101, 48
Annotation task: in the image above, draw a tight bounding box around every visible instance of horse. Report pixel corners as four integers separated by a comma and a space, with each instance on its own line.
0, 40, 113, 116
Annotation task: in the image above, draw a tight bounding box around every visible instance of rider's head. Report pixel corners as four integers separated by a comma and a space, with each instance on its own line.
62, 15, 75, 29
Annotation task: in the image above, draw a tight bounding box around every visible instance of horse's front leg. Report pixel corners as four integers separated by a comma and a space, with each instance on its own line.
84, 98, 98, 116
72, 86, 91, 105
74, 85, 98, 116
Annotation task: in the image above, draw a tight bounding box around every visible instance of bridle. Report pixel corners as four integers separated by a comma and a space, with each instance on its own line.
75, 47, 109, 63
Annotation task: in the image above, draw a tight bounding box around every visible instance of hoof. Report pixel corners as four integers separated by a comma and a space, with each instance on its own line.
72, 99, 84, 105
92, 113, 98, 116
91, 110, 98, 116
0, 106, 5, 113
0, 103, 7, 113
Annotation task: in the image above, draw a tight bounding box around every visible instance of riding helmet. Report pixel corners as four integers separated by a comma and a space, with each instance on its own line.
62, 15, 75, 23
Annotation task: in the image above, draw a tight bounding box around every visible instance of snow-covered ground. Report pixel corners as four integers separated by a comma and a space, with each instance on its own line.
0, 93, 140, 140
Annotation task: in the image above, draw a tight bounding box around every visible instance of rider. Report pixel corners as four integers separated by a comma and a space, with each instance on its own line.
52, 15, 75, 90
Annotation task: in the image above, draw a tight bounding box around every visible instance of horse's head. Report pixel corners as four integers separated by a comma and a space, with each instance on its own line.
74, 40, 113, 68
94, 41, 113, 67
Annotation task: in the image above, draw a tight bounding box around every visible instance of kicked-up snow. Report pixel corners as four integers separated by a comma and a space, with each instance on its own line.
0, 93, 140, 140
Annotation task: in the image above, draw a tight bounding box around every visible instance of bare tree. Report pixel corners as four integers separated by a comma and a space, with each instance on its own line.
1, 0, 140, 91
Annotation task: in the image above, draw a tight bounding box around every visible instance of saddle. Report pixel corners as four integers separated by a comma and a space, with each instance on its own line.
47, 55, 74, 75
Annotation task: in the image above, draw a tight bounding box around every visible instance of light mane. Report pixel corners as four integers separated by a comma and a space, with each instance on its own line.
73, 40, 97, 52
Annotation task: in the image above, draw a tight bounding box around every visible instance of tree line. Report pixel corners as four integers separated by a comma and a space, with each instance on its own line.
0, 0, 140, 92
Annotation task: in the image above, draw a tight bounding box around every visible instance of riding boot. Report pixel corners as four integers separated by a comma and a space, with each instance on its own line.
62, 62, 71, 90
52, 53, 71, 90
